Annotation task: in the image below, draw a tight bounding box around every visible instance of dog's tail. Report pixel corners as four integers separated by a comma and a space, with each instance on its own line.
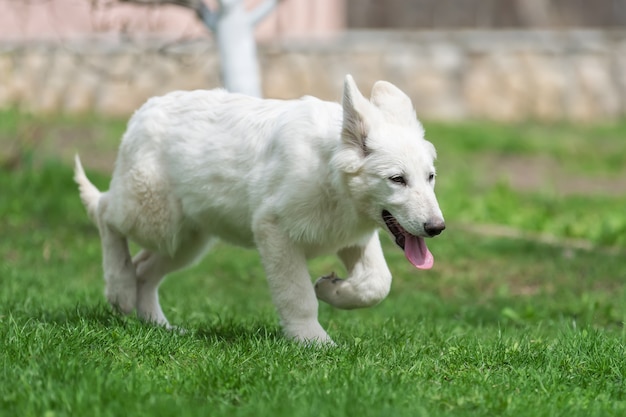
74, 154, 101, 223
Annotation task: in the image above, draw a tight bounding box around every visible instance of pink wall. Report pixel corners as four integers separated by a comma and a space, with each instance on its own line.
0, 0, 346, 42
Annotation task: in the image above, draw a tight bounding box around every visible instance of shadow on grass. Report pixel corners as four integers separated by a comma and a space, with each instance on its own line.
193, 322, 283, 345
17, 302, 284, 345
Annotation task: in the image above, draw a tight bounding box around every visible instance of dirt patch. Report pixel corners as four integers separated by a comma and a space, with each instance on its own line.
475, 154, 626, 197
1, 123, 119, 173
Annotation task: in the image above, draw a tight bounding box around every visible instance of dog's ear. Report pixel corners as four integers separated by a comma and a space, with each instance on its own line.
370, 80, 416, 126
342, 74, 370, 155
424, 139, 437, 160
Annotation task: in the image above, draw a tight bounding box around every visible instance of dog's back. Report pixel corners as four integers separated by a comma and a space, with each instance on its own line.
103, 89, 346, 252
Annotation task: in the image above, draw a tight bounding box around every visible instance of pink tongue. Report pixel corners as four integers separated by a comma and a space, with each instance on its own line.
404, 234, 434, 269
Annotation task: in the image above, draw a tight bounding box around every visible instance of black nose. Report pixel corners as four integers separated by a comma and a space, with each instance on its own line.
424, 220, 446, 237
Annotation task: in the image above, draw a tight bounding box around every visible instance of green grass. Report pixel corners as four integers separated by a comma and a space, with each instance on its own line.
1, 113, 626, 416
428, 120, 626, 174
428, 121, 626, 246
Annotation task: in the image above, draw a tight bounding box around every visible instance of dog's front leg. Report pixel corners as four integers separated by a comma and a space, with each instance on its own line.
254, 217, 333, 345
315, 232, 392, 309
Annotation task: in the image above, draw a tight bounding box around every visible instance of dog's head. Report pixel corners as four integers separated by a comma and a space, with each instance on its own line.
334, 75, 445, 269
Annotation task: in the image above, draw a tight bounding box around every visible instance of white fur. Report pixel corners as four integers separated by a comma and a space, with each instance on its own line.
74, 75, 444, 344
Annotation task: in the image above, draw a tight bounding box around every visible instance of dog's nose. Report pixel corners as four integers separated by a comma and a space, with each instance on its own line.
424, 219, 446, 237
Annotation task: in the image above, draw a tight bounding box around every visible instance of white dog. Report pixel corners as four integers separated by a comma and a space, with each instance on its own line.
74, 75, 445, 344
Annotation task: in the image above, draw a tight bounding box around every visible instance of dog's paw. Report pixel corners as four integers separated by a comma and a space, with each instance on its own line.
165, 324, 187, 335
316, 271, 341, 284
105, 289, 137, 315
315, 272, 386, 310
283, 321, 335, 346
314, 272, 344, 304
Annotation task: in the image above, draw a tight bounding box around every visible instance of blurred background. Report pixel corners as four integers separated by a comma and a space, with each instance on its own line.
1, 0, 625, 121
2, 5, 626, 414
1, 1, 625, 247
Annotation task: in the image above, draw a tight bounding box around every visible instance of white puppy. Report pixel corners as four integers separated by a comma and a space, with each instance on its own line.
74, 75, 445, 344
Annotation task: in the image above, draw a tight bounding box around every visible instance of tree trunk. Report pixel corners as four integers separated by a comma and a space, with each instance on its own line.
118, 0, 277, 97
216, 0, 262, 97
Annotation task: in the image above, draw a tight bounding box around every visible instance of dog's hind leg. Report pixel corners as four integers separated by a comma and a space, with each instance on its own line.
75, 157, 136, 314
99, 222, 137, 315
133, 233, 214, 328
132, 249, 167, 326
315, 232, 392, 309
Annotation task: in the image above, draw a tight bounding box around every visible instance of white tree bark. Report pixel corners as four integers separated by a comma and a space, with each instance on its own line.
120, 0, 277, 97
216, 0, 261, 97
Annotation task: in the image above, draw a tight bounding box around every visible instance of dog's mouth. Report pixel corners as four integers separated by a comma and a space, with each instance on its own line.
382, 210, 434, 270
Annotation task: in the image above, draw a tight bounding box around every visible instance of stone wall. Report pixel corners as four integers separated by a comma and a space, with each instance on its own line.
1, 30, 625, 121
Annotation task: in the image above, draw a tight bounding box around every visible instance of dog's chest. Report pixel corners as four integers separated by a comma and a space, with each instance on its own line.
286, 206, 374, 258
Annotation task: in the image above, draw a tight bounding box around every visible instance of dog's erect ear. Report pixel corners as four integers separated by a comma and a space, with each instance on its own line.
370, 80, 416, 126
342, 74, 370, 155
424, 139, 437, 160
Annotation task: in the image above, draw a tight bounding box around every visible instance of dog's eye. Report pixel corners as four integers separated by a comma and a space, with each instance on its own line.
428, 173, 435, 182
389, 175, 407, 186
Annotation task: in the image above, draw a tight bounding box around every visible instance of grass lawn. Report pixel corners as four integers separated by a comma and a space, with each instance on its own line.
1, 111, 625, 416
